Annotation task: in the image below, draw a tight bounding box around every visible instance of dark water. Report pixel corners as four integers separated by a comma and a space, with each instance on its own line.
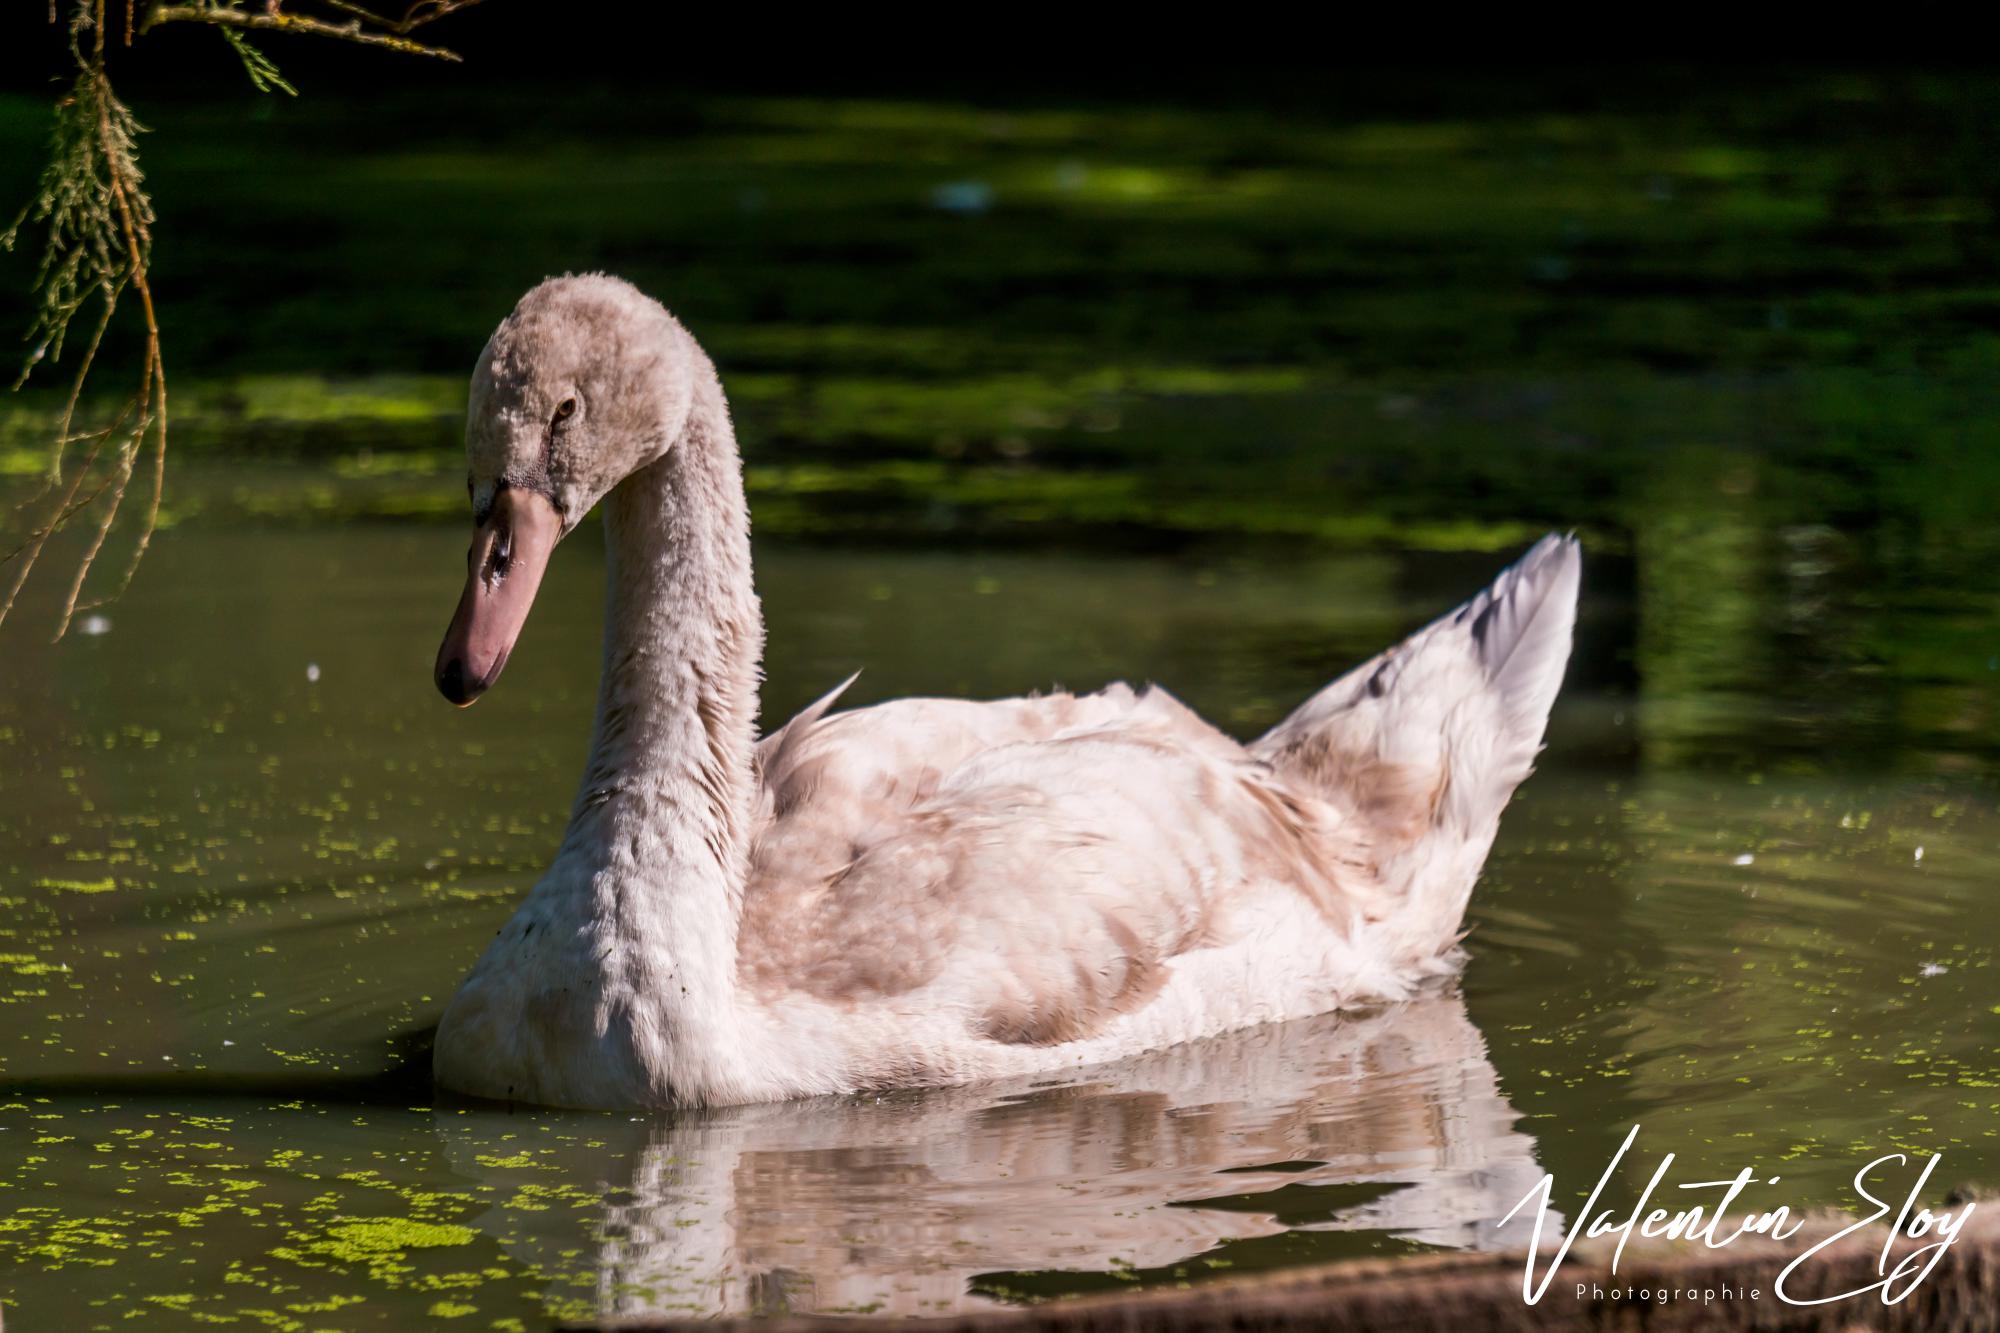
2, 73, 2000, 1328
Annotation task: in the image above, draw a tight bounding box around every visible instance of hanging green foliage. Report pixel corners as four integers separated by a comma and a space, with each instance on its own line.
0, 1, 478, 638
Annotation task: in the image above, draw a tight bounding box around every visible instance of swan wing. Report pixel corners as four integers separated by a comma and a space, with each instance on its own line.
741, 686, 1370, 1046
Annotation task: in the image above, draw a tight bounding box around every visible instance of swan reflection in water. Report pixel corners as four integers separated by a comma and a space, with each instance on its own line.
434, 991, 1548, 1319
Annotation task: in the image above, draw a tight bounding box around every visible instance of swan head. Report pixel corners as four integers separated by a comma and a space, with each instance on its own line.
435, 274, 695, 705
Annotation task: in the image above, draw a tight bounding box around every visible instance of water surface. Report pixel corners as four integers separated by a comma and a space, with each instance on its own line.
3, 73, 2000, 1328
2, 473, 1997, 1325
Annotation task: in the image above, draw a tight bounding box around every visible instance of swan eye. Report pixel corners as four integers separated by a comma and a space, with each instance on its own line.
552, 397, 577, 426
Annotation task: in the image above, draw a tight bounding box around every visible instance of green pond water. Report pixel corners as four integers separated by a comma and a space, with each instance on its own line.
1, 74, 1999, 1329
1, 455, 1997, 1327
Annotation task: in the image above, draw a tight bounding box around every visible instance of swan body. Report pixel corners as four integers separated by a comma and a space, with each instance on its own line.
430, 275, 1581, 1110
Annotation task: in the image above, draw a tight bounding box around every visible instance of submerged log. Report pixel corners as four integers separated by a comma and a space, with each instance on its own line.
565, 1206, 2000, 1333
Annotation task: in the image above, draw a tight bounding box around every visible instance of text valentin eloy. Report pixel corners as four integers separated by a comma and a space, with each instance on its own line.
1496, 1124, 1975, 1308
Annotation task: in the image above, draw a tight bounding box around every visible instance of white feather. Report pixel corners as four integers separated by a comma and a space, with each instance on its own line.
431, 277, 1586, 1110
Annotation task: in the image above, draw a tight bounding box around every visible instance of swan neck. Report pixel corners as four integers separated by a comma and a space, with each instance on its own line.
570, 353, 763, 891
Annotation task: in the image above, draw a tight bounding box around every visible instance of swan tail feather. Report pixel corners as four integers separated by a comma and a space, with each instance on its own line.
1251, 534, 1580, 932
755, 670, 860, 794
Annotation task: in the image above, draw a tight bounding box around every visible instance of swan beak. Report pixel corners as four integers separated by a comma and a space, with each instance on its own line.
434, 486, 561, 707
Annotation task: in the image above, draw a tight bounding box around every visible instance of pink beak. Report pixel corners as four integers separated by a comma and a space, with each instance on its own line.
434, 487, 562, 706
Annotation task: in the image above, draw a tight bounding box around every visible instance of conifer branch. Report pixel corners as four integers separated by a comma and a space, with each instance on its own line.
3, 0, 480, 636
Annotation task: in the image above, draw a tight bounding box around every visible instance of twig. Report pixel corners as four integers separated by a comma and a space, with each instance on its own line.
317, 0, 398, 27
61, 79, 168, 638
0, 394, 142, 561
17, 292, 117, 508
0, 397, 124, 627
393, 0, 482, 32
0, 10, 166, 638
57, 414, 139, 636
142, 3, 464, 59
